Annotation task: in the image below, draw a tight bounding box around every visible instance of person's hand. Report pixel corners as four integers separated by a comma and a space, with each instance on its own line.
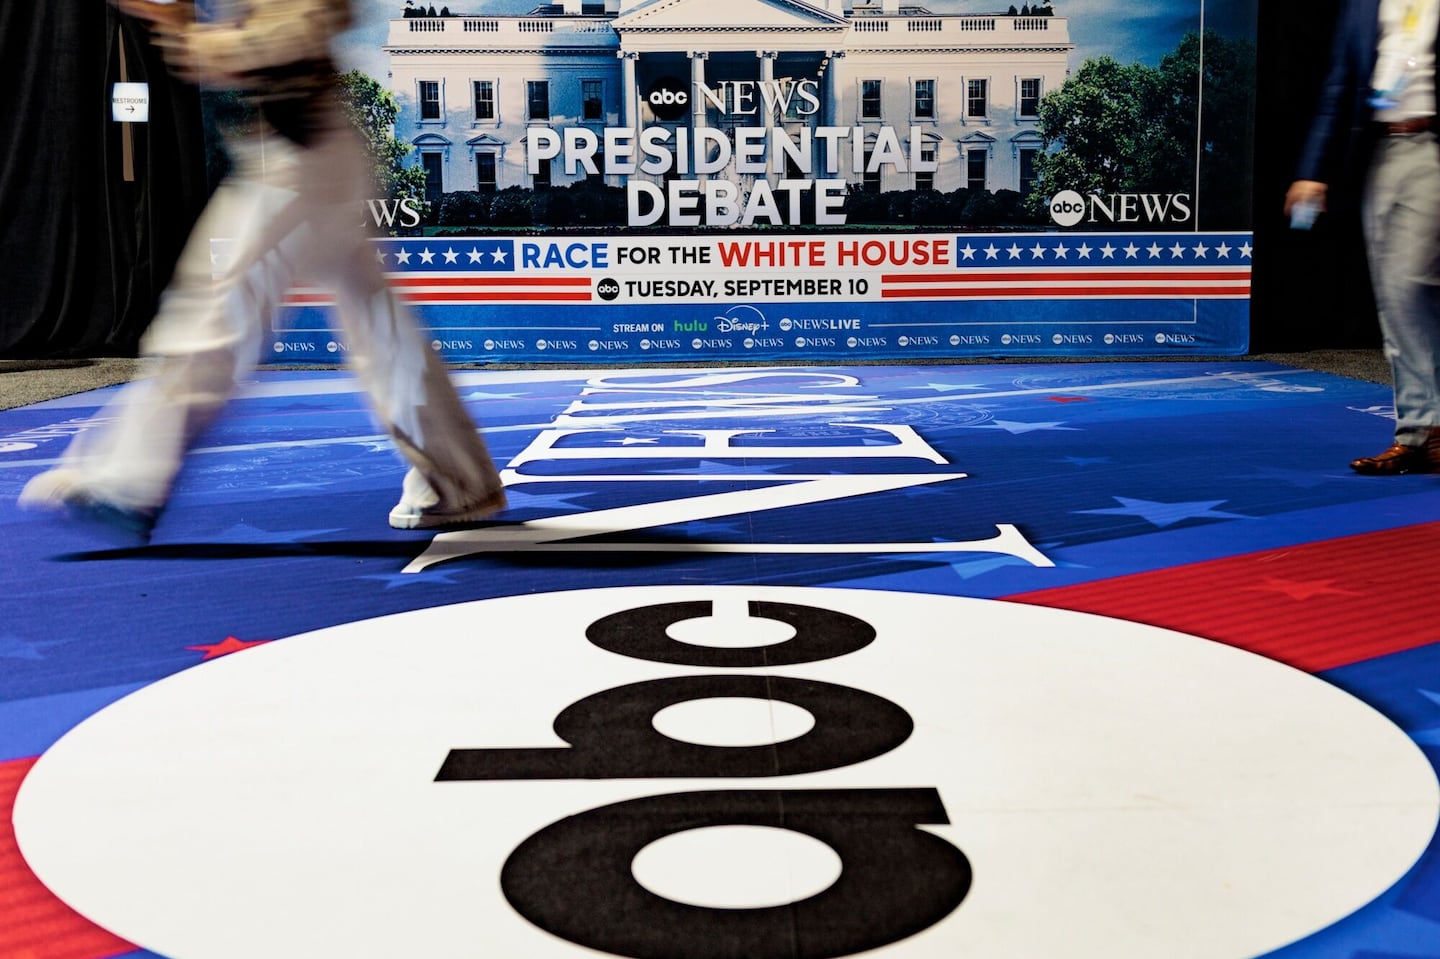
112, 0, 211, 81
113, 0, 193, 30
1284, 180, 1328, 217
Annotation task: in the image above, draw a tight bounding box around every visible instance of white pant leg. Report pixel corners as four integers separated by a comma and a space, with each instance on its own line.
60, 134, 306, 510
296, 116, 502, 510
58, 111, 499, 517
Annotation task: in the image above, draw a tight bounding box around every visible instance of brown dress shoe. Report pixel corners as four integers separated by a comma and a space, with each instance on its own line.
1350, 443, 1438, 474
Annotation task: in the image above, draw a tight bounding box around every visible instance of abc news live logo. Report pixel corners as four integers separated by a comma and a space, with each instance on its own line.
1049, 189, 1192, 226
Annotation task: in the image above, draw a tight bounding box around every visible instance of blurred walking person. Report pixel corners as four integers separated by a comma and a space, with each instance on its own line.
1287, 0, 1440, 474
21, 0, 505, 536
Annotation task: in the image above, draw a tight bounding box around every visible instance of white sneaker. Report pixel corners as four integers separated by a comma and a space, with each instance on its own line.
19, 468, 160, 542
388, 468, 506, 530
388, 491, 507, 530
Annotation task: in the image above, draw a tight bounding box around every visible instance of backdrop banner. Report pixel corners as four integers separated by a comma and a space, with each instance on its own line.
263, 0, 1257, 364
267, 231, 1253, 361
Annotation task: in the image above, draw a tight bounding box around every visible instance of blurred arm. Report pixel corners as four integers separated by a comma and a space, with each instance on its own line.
114, 0, 351, 87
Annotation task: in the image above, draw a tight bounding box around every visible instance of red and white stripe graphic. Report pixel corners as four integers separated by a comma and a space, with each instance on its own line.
881, 267, 1252, 301
283, 274, 593, 307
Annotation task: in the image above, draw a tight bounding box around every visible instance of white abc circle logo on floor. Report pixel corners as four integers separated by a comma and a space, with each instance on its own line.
14, 586, 1438, 959
1049, 189, 1086, 226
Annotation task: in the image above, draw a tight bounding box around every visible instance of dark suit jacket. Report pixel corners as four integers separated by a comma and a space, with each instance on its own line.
1297, 0, 1440, 183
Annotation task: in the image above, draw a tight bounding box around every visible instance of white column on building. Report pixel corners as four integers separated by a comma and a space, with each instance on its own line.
757, 51, 777, 128
822, 50, 845, 175
688, 50, 709, 176
620, 50, 639, 132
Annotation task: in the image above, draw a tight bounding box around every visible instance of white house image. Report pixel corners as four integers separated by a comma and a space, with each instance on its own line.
383, 0, 1073, 215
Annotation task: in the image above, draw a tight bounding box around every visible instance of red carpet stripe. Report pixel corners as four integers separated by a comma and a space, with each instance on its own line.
1003, 520, 1440, 673
0, 757, 135, 959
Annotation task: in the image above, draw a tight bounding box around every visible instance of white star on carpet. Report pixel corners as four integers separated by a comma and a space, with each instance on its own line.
921, 382, 986, 392
461, 390, 530, 400
1076, 496, 1250, 527
361, 569, 467, 589
0, 634, 70, 660
973, 420, 1079, 434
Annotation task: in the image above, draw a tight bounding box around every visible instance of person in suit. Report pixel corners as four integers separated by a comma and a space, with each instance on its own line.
1287, 0, 1440, 474
20, 0, 505, 537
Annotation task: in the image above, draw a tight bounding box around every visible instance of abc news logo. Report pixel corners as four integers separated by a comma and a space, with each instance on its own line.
647, 77, 691, 122
1049, 189, 1193, 226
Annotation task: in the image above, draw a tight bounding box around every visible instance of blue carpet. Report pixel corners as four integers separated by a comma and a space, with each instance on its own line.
2, 362, 1439, 959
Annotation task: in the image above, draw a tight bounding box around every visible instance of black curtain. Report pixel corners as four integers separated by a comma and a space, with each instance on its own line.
0, 1, 208, 358
1248, 1, 1380, 351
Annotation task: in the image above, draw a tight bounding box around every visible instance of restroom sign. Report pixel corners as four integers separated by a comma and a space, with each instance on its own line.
111, 82, 150, 122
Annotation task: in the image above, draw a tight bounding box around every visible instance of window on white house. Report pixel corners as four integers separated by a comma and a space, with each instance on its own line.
582, 80, 603, 121
420, 81, 442, 121
527, 80, 550, 121
1019, 78, 1041, 117
965, 148, 987, 190
913, 79, 935, 119
1019, 147, 1038, 195
966, 78, 988, 119
916, 143, 937, 190
421, 152, 443, 204
476, 152, 497, 192
862, 146, 882, 192
861, 79, 882, 120
473, 80, 495, 121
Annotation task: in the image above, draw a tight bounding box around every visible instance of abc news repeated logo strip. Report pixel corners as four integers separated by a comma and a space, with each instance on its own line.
268, 313, 1227, 358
